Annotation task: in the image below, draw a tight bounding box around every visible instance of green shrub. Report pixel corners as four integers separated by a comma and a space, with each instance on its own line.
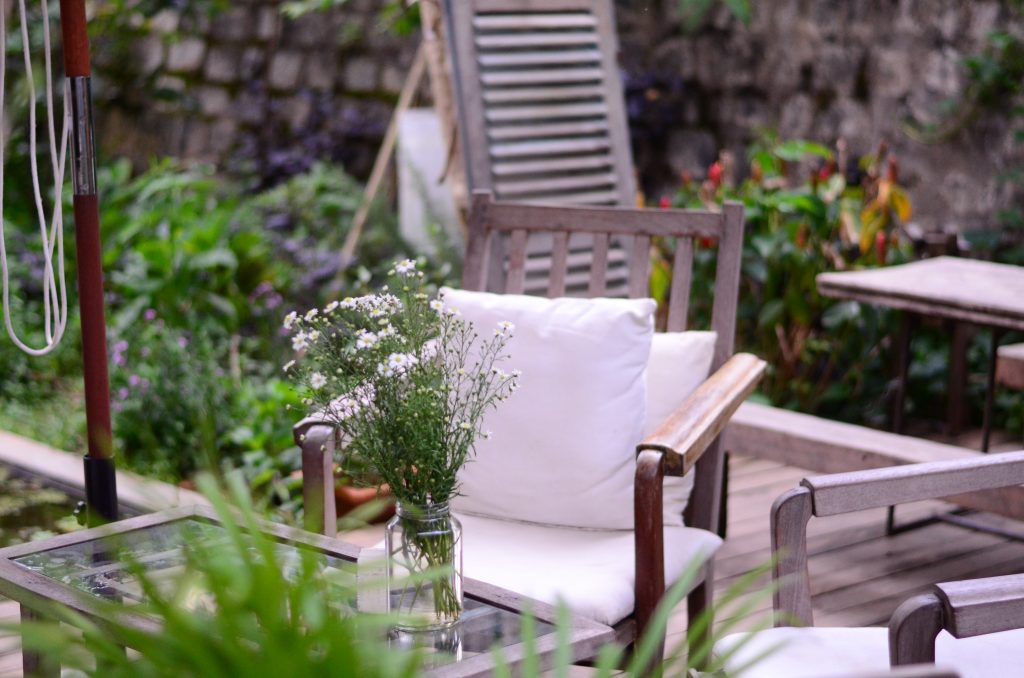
663, 135, 914, 422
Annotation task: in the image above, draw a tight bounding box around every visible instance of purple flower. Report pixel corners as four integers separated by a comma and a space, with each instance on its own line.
143, 309, 157, 322
113, 341, 128, 353
129, 375, 141, 387
177, 337, 189, 348
112, 353, 126, 367
117, 387, 129, 400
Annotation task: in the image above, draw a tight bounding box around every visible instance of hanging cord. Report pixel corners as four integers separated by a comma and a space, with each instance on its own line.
0, 0, 71, 356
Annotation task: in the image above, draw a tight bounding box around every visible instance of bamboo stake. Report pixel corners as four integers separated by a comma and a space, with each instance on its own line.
337, 42, 427, 273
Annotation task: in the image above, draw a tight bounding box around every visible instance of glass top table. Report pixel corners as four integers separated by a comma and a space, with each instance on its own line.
0, 505, 613, 677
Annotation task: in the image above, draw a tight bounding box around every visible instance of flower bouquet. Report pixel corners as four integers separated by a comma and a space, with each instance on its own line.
284, 260, 518, 629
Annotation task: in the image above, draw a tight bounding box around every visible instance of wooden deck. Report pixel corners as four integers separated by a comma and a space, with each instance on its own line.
2, 454, 1024, 674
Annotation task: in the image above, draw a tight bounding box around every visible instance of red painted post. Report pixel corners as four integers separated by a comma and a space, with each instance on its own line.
58, 0, 118, 523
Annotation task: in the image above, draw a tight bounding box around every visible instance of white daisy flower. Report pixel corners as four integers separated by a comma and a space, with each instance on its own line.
291, 332, 309, 351
310, 372, 327, 389
395, 259, 416, 276
429, 299, 445, 313
356, 330, 378, 350
378, 351, 418, 377
283, 311, 298, 330
305, 308, 319, 321
340, 297, 357, 309
282, 360, 296, 372
497, 321, 515, 335
325, 301, 339, 313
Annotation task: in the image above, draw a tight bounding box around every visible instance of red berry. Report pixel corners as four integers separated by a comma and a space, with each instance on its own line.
659, 196, 671, 209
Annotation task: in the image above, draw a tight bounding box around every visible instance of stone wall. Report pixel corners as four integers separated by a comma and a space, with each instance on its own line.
100, 0, 1023, 231
99, 0, 421, 182
615, 0, 1024, 232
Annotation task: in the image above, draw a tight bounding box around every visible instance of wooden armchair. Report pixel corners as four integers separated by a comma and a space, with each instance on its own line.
296, 191, 764, 664
456, 191, 763, 657
714, 451, 1024, 677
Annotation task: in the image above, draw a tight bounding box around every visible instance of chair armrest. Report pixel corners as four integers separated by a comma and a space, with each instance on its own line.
935, 573, 1024, 638
773, 451, 1024, 627
293, 417, 338, 537
802, 450, 1024, 517
889, 573, 1024, 667
637, 352, 766, 476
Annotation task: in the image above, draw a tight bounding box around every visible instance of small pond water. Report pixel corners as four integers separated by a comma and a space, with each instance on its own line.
0, 465, 79, 548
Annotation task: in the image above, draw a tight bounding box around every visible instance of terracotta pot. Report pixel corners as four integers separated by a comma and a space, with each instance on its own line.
335, 482, 395, 522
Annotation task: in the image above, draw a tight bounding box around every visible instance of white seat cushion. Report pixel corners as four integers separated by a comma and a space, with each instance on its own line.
715, 625, 1024, 678
442, 289, 656, 530
458, 512, 722, 626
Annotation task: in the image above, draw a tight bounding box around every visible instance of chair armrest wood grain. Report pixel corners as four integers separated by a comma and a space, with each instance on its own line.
637, 353, 766, 476
935, 573, 1024, 638
889, 575, 1024, 668
801, 450, 1024, 517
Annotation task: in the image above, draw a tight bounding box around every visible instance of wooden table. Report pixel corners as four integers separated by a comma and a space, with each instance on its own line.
0, 505, 613, 677
819, 256, 1024, 452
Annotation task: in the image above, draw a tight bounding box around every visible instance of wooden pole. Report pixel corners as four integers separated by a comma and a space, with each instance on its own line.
59, 0, 118, 524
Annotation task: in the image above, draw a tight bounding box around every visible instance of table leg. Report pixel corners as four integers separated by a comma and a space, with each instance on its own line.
891, 313, 915, 435
982, 328, 1005, 453
20, 606, 58, 678
946, 322, 969, 437
888, 313, 915, 534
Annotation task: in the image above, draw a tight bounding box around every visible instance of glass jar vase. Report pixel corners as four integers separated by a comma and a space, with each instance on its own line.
384, 501, 463, 630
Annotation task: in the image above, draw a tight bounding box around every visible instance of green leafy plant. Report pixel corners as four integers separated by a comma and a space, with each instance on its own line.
99, 159, 284, 336
661, 134, 913, 421
12, 473, 781, 677
108, 318, 234, 481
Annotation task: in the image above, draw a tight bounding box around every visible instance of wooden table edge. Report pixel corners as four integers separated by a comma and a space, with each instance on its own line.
817, 278, 1024, 332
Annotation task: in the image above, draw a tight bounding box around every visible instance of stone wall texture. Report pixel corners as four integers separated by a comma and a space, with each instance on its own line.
100, 0, 1024, 231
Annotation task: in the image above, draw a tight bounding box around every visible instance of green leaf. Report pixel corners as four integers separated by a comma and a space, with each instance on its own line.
758, 299, 785, 328
722, 0, 752, 23
189, 248, 238, 271
774, 140, 833, 162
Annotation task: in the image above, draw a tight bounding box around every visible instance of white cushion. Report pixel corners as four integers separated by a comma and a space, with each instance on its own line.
458, 512, 722, 626
646, 331, 717, 525
715, 625, 1024, 678
442, 288, 655, 530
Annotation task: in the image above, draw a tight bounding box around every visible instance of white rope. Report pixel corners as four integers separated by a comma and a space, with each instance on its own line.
0, 0, 72, 356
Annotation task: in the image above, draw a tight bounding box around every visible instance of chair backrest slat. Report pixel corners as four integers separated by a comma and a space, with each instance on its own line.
628, 235, 651, 298
667, 238, 694, 332
505, 229, 529, 294
709, 203, 746, 369
588, 233, 610, 297
547, 232, 570, 297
